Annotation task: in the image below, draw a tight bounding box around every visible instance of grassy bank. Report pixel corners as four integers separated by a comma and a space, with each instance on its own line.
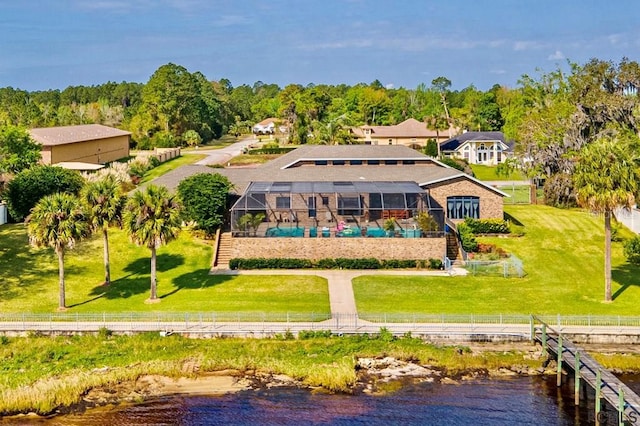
354, 205, 640, 316
0, 225, 329, 314
0, 332, 542, 415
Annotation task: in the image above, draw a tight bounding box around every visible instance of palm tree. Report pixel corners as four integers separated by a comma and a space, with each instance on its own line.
123, 184, 182, 302
82, 176, 124, 285
27, 193, 89, 310
573, 137, 640, 301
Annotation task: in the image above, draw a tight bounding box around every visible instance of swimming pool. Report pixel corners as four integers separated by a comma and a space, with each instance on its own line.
265, 227, 305, 237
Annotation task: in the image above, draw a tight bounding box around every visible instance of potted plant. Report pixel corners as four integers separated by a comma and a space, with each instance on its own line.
414, 212, 439, 237
383, 218, 396, 237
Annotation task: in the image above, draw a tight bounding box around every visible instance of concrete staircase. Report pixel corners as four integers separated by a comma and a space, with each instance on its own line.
213, 232, 232, 269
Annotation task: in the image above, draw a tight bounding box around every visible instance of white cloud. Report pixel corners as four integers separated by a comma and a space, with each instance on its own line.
385, 83, 394, 89
513, 40, 545, 51
298, 35, 505, 52
547, 50, 565, 60
490, 69, 507, 75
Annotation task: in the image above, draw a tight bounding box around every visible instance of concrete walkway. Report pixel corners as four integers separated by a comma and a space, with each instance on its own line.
219, 268, 467, 318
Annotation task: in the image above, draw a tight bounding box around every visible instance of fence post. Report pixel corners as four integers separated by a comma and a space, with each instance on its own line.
542, 324, 547, 357
574, 351, 581, 406
595, 369, 602, 418
618, 386, 625, 426
557, 334, 563, 387
529, 315, 534, 342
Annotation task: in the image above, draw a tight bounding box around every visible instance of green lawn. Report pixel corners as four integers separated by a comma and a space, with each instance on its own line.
500, 185, 531, 204
354, 205, 640, 316
470, 164, 525, 181
139, 154, 206, 184
0, 225, 329, 314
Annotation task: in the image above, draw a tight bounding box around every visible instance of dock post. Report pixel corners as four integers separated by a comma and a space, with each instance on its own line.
557, 334, 563, 387
574, 350, 580, 406
529, 315, 534, 342
595, 369, 602, 419
541, 324, 547, 357
618, 386, 624, 426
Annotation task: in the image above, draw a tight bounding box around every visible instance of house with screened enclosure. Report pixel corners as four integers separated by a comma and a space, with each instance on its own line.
154, 145, 507, 265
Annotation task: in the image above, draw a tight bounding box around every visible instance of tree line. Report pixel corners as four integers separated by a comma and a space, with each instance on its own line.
0, 63, 506, 148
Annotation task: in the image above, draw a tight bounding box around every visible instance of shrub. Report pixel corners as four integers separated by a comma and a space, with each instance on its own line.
248, 147, 296, 155
335, 258, 380, 269
229, 258, 312, 269
463, 217, 510, 234
381, 259, 416, 269
151, 131, 178, 148
428, 258, 443, 269
624, 236, 640, 265
298, 330, 332, 339
456, 222, 478, 252
178, 173, 232, 236
5, 165, 85, 221
543, 173, 577, 208
316, 258, 337, 269
438, 157, 465, 171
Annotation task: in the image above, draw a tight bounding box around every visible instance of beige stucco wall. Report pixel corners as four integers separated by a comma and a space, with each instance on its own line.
426, 177, 503, 220
230, 237, 446, 261
45, 135, 130, 165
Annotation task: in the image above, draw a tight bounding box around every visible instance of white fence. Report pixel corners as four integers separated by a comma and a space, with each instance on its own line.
2, 313, 640, 339
616, 206, 640, 234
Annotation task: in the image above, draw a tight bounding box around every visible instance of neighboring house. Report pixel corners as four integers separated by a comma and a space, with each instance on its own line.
351, 118, 456, 149
440, 131, 514, 165
252, 117, 287, 134
29, 124, 131, 166
153, 145, 507, 262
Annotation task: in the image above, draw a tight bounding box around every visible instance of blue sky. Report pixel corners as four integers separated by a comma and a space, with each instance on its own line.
1, 0, 638, 91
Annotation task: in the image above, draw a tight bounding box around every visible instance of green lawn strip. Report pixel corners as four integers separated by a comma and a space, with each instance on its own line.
0, 225, 329, 314
500, 185, 531, 204
139, 154, 207, 184
470, 164, 525, 181
0, 333, 542, 414
354, 205, 640, 316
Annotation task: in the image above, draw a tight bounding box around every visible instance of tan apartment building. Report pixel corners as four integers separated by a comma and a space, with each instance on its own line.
29, 124, 131, 165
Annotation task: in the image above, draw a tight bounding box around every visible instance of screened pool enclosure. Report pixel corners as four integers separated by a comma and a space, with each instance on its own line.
230, 181, 444, 238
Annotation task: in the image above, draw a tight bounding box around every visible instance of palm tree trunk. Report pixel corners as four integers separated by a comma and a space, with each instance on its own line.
604, 210, 612, 302
56, 246, 66, 310
103, 228, 110, 285
149, 246, 157, 300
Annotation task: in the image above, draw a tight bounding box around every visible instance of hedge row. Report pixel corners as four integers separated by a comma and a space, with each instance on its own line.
248, 147, 297, 155
463, 217, 510, 234
228, 257, 444, 270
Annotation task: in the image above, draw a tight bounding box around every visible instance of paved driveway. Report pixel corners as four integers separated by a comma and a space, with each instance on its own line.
193, 137, 258, 166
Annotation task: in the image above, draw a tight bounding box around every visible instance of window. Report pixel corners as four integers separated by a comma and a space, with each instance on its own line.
332, 160, 345, 166
314, 160, 328, 166
447, 196, 480, 219
276, 196, 290, 209
384, 160, 397, 165
307, 196, 316, 218
368, 160, 380, 165
338, 196, 362, 216
350, 160, 363, 165
403, 160, 415, 165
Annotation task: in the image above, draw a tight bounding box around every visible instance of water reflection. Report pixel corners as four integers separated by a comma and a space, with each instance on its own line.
8, 375, 621, 426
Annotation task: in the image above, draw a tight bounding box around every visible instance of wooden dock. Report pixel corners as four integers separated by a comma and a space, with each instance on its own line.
533, 316, 640, 424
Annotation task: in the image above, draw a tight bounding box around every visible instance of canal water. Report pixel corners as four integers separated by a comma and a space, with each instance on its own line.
9, 375, 639, 425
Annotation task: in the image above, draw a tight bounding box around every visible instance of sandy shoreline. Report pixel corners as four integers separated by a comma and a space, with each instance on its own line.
3, 342, 639, 421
